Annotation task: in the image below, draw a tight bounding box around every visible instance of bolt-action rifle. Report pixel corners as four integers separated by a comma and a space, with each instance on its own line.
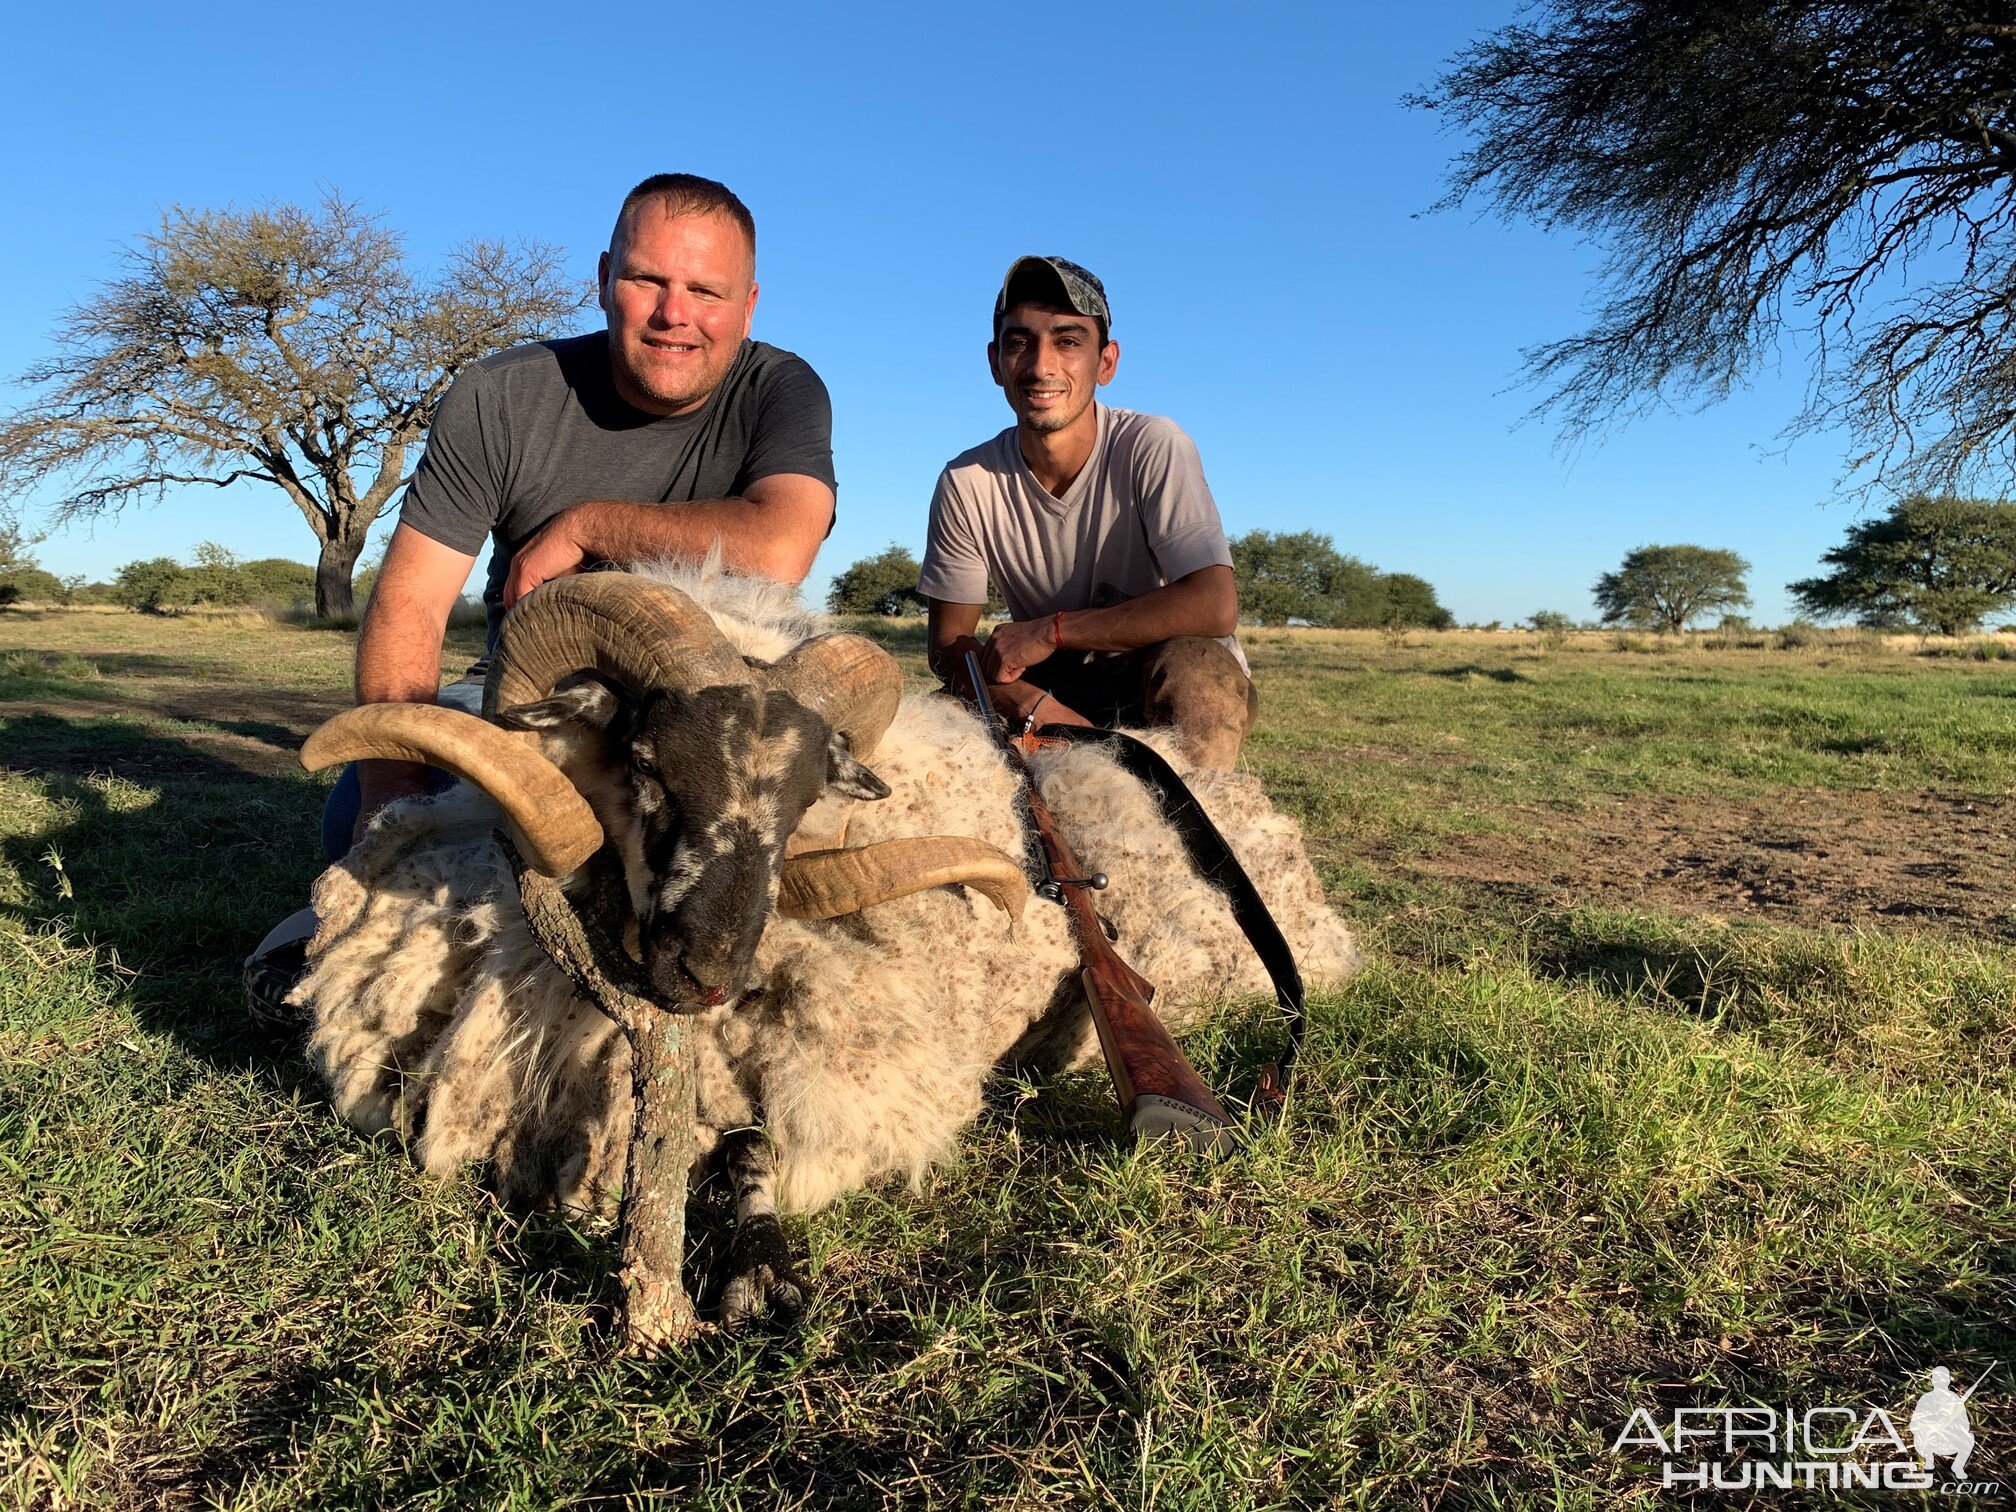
964, 651, 1239, 1155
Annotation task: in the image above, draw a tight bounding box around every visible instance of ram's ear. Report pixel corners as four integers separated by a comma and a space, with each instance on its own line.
494, 671, 629, 733
826, 733, 890, 801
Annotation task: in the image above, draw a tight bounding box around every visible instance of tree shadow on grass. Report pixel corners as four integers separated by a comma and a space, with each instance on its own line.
1424, 663, 1530, 684
0, 711, 330, 1079
156, 1175, 1150, 1509
1526, 929, 1732, 1018
0, 648, 238, 680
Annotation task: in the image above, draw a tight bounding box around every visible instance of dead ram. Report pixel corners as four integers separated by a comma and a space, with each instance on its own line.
292, 561, 1359, 1325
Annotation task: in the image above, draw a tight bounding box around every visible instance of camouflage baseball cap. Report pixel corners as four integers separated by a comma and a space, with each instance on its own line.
993, 255, 1112, 336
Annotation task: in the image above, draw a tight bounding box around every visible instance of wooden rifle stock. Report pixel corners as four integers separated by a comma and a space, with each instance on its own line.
965, 653, 1236, 1155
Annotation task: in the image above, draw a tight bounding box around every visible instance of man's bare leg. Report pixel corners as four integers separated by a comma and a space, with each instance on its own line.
1136, 637, 1258, 769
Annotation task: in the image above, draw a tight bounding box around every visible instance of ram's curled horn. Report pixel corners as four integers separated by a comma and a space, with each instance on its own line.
778, 838, 1029, 923
482, 572, 753, 718
300, 703, 603, 877
762, 634, 904, 760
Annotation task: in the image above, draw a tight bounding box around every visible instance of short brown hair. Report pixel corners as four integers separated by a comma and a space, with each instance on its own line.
610, 173, 756, 260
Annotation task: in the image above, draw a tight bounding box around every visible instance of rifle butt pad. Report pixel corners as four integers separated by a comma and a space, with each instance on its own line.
1129, 1095, 1240, 1158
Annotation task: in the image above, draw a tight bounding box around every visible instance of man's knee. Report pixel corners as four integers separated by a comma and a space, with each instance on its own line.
1136, 637, 1257, 768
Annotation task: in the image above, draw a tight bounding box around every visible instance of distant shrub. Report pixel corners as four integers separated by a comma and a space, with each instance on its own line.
1919, 636, 2013, 661
828, 544, 925, 617
1232, 529, 1453, 627
113, 557, 189, 612
239, 558, 317, 604
176, 564, 254, 607
111, 549, 323, 613
1528, 609, 1573, 648
1380, 573, 1456, 630
1, 567, 69, 604
1707, 613, 1768, 650
1776, 619, 1824, 650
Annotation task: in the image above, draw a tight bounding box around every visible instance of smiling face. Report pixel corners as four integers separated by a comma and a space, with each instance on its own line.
598, 206, 758, 416
989, 303, 1119, 436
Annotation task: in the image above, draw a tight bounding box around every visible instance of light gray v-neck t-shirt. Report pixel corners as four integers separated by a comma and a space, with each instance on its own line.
917, 404, 1246, 670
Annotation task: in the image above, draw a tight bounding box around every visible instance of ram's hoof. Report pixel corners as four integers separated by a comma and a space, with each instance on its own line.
718, 1215, 806, 1329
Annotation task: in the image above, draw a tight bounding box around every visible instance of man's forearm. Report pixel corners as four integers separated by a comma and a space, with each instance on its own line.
1053, 568, 1238, 653
569, 499, 816, 582
356, 597, 450, 706
350, 589, 457, 832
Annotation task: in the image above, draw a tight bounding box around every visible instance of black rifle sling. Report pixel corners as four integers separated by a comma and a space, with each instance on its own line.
1035, 724, 1305, 1110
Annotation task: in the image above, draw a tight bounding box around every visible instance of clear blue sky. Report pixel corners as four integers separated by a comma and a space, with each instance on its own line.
2, 0, 1871, 625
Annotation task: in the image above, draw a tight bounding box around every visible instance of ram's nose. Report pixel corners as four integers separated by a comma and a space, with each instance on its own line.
657, 950, 734, 1008
688, 971, 731, 1008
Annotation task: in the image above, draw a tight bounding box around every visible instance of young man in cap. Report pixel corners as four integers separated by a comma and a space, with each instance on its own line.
919, 256, 1256, 768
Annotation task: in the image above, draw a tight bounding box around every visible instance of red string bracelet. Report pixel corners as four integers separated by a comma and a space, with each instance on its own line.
1052, 610, 1066, 649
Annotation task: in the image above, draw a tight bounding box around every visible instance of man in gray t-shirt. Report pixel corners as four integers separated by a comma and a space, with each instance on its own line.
350, 172, 838, 839
250, 172, 839, 1025
918, 256, 1256, 769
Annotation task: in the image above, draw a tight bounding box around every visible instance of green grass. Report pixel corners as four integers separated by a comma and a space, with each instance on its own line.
0, 612, 2011, 1508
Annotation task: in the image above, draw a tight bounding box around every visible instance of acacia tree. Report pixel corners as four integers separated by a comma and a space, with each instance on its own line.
1418, 2, 2016, 495
0, 195, 587, 617
1594, 545, 1751, 633
1789, 493, 2016, 634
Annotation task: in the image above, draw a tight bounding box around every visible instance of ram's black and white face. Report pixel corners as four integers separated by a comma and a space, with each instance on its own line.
497, 672, 888, 1008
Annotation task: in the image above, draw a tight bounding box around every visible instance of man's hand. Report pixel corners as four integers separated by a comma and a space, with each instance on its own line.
502, 479, 835, 606
986, 679, 1093, 730
930, 632, 987, 691
980, 614, 1060, 683
503, 509, 591, 607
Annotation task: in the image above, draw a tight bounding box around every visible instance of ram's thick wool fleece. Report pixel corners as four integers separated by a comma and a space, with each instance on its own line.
294, 560, 1360, 1214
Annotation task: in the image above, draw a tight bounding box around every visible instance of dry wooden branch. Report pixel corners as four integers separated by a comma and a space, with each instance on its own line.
500, 833, 701, 1354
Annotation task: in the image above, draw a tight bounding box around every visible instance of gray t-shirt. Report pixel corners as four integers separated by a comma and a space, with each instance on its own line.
917, 404, 1245, 669
399, 332, 835, 642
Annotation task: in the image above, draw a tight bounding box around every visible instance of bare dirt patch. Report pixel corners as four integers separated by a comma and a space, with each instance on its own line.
1416, 789, 2015, 942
